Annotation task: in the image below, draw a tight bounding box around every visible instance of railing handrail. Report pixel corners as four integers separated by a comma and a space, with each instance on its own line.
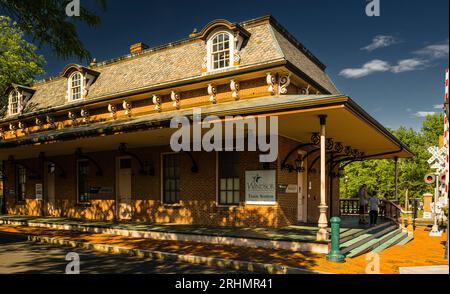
386, 200, 411, 214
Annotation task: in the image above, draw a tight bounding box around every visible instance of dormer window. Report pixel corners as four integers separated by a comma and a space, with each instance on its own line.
69, 72, 83, 101
207, 31, 237, 72
211, 33, 231, 70
62, 64, 100, 103
8, 90, 21, 116
195, 20, 250, 74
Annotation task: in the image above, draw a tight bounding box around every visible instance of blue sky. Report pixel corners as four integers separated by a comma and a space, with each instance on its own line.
36, 0, 449, 130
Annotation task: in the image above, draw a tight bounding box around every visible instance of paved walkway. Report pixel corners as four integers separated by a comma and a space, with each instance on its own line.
399, 266, 449, 274
0, 233, 239, 274
0, 224, 447, 274
0, 215, 354, 243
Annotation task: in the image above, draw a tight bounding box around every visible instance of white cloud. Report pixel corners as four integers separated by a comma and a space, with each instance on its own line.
414, 39, 449, 59
413, 111, 436, 117
339, 59, 390, 78
391, 58, 426, 73
339, 58, 426, 78
362, 35, 399, 52
433, 104, 444, 109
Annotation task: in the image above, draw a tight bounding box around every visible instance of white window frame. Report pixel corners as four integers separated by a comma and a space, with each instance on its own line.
206, 30, 237, 72
8, 90, 21, 116
68, 71, 84, 102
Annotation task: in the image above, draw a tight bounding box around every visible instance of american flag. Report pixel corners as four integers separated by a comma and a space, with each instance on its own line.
443, 68, 449, 197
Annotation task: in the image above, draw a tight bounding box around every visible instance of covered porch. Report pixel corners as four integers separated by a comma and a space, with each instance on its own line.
0, 214, 391, 254
0, 94, 413, 236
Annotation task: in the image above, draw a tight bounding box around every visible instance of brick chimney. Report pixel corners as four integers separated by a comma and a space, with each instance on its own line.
130, 42, 149, 54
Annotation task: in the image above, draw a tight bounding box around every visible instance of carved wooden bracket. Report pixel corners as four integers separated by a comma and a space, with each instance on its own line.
171, 91, 180, 109
230, 79, 239, 100
208, 84, 217, 104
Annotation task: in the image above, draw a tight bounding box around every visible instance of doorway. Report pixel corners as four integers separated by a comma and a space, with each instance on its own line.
297, 151, 308, 223
116, 157, 132, 220
45, 163, 56, 216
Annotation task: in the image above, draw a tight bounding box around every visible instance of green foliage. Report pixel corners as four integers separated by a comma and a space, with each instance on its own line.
0, 0, 107, 61
340, 113, 445, 205
0, 16, 46, 113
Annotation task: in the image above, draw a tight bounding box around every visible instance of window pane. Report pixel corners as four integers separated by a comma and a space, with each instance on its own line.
234, 178, 240, 190
227, 191, 233, 203
71, 72, 82, 100
120, 158, 131, 169
220, 191, 227, 204
227, 178, 233, 190
163, 154, 180, 204
220, 179, 227, 190
211, 33, 231, 70
78, 161, 89, 202
234, 191, 240, 204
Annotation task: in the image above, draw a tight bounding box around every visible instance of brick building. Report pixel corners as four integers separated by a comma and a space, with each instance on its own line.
0, 16, 412, 233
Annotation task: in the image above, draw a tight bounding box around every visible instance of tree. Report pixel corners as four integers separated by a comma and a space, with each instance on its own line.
0, 0, 107, 62
0, 16, 46, 114
340, 113, 445, 205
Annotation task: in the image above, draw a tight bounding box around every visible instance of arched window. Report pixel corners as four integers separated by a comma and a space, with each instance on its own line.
210, 32, 232, 70
69, 72, 83, 101
8, 90, 20, 116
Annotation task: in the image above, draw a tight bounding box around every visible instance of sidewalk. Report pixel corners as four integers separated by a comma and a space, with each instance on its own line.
0, 224, 447, 274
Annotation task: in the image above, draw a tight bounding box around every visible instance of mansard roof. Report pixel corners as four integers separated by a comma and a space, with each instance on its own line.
1, 15, 340, 121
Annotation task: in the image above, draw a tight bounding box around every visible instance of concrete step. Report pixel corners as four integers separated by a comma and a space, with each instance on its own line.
346, 229, 402, 258
340, 222, 392, 245
341, 224, 398, 254
372, 231, 408, 253
397, 235, 414, 246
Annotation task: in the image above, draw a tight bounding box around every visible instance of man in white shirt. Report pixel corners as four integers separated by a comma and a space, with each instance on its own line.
369, 194, 379, 226
358, 184, 368, 225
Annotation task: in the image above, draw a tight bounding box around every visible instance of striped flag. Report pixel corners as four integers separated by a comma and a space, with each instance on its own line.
444, 68, 449, 197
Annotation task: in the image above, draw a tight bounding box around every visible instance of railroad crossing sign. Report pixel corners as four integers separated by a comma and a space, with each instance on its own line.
427, 146, 446, 174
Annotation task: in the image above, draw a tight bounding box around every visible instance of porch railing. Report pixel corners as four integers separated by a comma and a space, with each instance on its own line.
339, 198, 359, 215
385, 200, 402, 224
385, 200, 414, 237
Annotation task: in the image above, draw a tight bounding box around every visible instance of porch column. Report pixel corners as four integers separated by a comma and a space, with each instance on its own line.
394, 156, 398, 202
317, 115, 329, 241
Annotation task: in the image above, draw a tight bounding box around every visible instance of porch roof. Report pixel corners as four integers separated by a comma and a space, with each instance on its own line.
0, 94, 413, 160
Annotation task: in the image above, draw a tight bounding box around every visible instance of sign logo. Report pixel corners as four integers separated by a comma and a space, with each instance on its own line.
245, 170, 276, 204
366, 0, 381, 17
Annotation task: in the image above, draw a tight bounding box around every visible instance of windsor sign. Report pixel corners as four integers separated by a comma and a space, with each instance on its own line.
245, 170, 276, 204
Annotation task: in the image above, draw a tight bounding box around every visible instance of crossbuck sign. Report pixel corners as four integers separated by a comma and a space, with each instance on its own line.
427, 146, 446, 174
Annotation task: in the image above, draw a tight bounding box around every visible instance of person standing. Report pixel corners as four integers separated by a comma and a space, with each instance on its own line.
369, 194, 379, 226
379, 195, 387, 217
358, 184, 368, 225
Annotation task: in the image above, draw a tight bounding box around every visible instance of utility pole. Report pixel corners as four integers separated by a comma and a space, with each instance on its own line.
394, 157, 399, 203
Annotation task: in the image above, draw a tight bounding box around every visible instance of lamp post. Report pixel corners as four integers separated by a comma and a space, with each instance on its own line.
429, 172, 442, 237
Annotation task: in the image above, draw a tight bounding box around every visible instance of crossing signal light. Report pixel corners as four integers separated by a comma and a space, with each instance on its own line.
424, 173, 436, 184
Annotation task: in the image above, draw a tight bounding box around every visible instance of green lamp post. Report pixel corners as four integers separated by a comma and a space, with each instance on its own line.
326, 216, 346, 263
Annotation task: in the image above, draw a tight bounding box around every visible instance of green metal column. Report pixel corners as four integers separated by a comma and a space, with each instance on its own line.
326, 216, 345, 263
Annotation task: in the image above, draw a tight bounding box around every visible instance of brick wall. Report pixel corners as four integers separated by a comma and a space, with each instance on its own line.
4, 135, 339, 228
